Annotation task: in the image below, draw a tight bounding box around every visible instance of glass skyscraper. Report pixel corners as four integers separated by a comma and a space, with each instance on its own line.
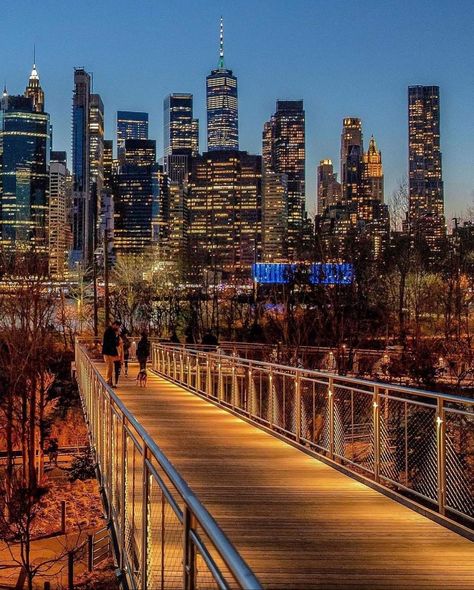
72, 68, 91, 262
408, 85, 445, 254
206, 18, 239, 151
116, 111, 148, 160
262, 100, 305, 260
188, 150, 261, 272
0, 93, 50, 254
114, 139, 159, 255
164, 93, 199, 157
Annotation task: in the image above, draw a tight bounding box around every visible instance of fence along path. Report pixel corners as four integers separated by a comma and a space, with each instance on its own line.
93, 359, 474, 589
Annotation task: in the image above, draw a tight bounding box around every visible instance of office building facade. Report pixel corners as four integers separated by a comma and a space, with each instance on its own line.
49, 152, 71, 278
0, 93, 50, 254
72, 68, 92, 263
262, 100, 305, 259
114, 139, 159, 255
188, 150, 261, 272
408, 85, 445, 254
117, 111, 148, 160
164, 93, 199, 156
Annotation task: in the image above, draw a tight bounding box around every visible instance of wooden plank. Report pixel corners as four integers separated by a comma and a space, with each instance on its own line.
97, 362, 474, 589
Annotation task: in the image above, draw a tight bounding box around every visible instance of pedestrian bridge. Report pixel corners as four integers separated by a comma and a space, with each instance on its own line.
75, 341, 474, 589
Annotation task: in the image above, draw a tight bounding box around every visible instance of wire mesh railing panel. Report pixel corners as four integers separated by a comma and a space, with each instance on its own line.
272, 372, 297, 436
147, 476, 165, 589
220, 359, 234, 405
162, 495, 184, 588
379, 395, 438, 503
300, 378, 330, 453
234, 367, 248, 411
445, 408, 474, 520
333, 385, 374, 473
251, 369, 272, 425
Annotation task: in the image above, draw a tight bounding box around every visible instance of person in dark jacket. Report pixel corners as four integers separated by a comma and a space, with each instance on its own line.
136, 332, 150, 371
102, 320, 121, 386
201, 329, 218, 347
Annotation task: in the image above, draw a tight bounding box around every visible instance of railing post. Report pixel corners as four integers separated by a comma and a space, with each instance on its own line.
68, 551, 74, 590
231, 361, 236, 408
141, 445, 149, 589
87, 533, 94, 572
436, 397, 446, 515
373, 386, 380, 482
218, 358, 223, 401
295, 371, 301, 442
183, 506, 196, 590
328, 377, 334, 459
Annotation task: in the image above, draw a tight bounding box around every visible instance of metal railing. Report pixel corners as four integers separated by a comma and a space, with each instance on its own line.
75, 342, 262, 590
152, 343, 474, 528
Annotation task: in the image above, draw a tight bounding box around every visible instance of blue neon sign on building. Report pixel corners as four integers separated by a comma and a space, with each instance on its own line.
252, 263, 354, 285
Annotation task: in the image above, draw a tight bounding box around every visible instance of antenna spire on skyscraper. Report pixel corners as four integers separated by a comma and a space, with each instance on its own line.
218, 16, 225, 69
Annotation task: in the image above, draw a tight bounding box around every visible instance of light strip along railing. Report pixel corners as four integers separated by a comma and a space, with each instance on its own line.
75, 342, 262, 590
152, 343, 474, 529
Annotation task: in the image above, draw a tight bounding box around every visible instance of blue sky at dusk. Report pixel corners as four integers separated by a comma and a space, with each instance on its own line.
2, 0, 473, 217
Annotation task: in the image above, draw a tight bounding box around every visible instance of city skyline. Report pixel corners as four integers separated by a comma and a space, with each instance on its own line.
1, 1, 474, 219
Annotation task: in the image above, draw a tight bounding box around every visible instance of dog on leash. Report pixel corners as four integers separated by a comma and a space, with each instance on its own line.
136, 370, 147, 387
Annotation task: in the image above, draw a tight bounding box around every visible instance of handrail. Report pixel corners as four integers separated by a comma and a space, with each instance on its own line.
162, 345, 474, 407
75, 340, 262, 590
152, 342, 474, 530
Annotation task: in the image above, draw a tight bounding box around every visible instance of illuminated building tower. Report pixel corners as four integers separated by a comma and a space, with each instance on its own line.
89, 93, 104, 248
103, 140, 114, 191
408, 85, 445, 255
24, 57, 45, 113
164, 93, 199, 156
361, 136, 389, 256
114, 139, 159, 255
72, 68, 92, 263
116, 111, 148, 160
99, 139, 115, 258
188, 150, 261, 272
317, 159, 341, 215
262, 169, 288, 262
0, 93, 50, 254
49, 151, 71, 278
206, 18, 239, 151
263, 100, 305, 259
157, 175, 189, 265
340, 117, 362, 201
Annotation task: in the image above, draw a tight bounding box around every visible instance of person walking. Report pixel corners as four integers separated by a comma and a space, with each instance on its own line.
136, 332, 150, 371
102, 320, 121, 387
114, 333, 125, 386
122, 330, 131, 376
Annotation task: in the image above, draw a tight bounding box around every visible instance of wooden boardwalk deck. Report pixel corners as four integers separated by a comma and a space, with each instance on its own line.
96, 361, 474, 589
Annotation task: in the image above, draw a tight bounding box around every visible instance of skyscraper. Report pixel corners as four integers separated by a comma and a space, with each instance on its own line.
188, 150, 261, 272
0, 92, 50, 254
262, 169, 288, 262
49, 151, 71, 278
116, 111, 148, 160
89, 93, 104, 248
24, 59, 44, 113
340, 117, 363, 202
164, 93, 199, 156
114, 139, 159, 255
206, 18, 239, 151
72, 68, 91, 262
408, 85, 445, 254
317, 160, 341, 215
262, 100, 305, 259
